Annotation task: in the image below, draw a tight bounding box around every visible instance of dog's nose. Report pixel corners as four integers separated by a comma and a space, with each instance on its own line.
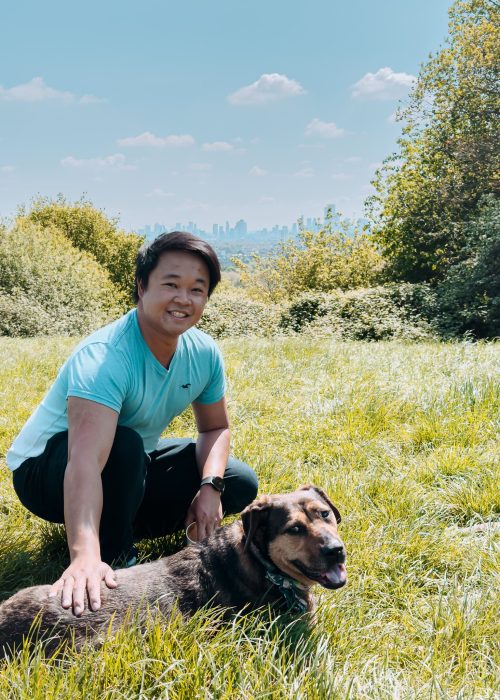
320, 540, 345, 561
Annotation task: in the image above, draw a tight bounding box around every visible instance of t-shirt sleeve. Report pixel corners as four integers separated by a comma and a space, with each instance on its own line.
66, 343, 129, 413
194, 344, 226, 405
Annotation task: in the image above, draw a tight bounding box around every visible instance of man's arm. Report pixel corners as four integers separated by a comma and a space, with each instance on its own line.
186, 398, 230, 540
49, 397, 119, 615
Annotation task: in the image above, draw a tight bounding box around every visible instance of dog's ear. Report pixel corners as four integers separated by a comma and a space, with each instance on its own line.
300, 484, 342, 524
241, 496, 271, 552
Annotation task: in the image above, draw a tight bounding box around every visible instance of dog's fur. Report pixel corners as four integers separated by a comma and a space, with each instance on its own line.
0, 485, 347, 655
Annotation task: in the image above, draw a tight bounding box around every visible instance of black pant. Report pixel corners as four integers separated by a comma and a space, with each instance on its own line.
12, 426, 258, 563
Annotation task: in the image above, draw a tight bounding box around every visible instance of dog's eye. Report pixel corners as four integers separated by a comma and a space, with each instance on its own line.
286, 524, 305, 535
320, 510, 331, 519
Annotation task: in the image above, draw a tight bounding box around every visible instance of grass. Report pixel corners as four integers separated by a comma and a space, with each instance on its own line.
0, 336, 498, 699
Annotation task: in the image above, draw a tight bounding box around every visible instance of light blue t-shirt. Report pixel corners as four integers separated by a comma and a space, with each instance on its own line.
6, 309, 225, 470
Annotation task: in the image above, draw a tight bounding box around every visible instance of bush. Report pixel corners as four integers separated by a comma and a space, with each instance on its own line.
280, 286, 435, 340
0, 221, 124, 336
20, 196, 144, 302
197, 286, 282, 338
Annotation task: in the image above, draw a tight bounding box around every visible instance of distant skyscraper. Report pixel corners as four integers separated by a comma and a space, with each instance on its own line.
235, 219, 247, 236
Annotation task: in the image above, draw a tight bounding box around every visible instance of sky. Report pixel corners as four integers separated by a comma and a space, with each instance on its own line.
0, 0, 452, 232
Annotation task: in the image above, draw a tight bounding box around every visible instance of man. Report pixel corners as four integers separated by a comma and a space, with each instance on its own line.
6, 231, 258, 617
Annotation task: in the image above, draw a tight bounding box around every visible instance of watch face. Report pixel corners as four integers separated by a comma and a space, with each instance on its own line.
202, 476, 225, 493
212, 476, 225, 493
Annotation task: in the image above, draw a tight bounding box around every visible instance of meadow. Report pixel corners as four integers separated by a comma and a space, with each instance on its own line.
0, 336, 498, 699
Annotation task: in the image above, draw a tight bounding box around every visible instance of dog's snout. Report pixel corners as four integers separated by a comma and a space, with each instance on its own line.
320, 539, 345, 561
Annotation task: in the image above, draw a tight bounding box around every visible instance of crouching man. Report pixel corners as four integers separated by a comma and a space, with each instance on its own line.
6, 231, 258, 616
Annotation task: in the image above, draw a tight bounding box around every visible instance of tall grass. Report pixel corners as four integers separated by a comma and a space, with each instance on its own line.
0, 337, 498, 699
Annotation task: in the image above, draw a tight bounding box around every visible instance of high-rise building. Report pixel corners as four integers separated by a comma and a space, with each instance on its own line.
234, 219, 247, 236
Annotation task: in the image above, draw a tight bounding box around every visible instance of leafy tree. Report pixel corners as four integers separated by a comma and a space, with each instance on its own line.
234, 213, 383, 303
434, 195, 500, 337
368, 0, 499, 282
0, 220, 123, 336
19, 195, 144, 301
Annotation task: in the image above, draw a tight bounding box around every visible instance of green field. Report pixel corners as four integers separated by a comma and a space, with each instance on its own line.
0, 337, 498, 699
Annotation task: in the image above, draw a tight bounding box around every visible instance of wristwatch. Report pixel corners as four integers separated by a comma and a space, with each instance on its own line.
200, 476, 225, 494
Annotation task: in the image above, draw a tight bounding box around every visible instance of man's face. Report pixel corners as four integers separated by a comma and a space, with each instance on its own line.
137, 250, 210, 341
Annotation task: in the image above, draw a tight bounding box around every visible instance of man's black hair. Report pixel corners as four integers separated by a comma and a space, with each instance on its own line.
133, 231, 221, 302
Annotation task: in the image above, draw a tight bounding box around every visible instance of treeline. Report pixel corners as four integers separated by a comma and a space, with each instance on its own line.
0, 0, 498, 340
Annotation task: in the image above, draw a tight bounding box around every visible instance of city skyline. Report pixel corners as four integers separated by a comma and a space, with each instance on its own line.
136, 204, 362, 240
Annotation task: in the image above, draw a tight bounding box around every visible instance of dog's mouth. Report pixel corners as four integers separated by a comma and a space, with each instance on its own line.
292, 560, 347, 589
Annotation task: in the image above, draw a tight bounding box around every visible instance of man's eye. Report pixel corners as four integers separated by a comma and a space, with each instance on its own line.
320, 511, 331, 519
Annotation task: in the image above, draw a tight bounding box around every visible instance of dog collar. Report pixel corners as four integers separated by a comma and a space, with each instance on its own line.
264, 570, 309, 614
248, 542, 309, 614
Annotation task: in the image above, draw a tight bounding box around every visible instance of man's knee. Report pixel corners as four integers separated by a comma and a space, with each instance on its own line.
103, 426, 146, 484
223, 459, 258, 514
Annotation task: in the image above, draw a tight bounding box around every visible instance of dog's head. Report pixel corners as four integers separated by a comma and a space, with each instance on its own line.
241, 485, 347, 590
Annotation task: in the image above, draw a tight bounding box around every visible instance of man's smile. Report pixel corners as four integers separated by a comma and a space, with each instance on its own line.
167, 310, 189, 318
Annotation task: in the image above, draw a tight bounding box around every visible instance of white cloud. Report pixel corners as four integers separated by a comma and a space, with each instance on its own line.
118, 132, 195, 147
0, 76, 103, 104
305, 118, 345, 139
79, 94, 107, 105
146, 188, 175, 198
61, 153, 135, 170
249, 166, 267, 177
228, 73, 306, 105
345, 156, 361, 163
0, 165, 15, 173
293, 167, 315, 178
188, 162, 212, 172
202, 141, 234, 152
331, 173, 352, 181
351, 67, 416, 100
259, 196, 275, 204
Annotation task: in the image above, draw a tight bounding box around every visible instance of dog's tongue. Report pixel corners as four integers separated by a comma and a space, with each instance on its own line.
324, 563, 347, 586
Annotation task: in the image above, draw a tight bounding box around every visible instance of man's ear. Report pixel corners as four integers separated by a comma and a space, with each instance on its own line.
136, 278, 144, 299
300, 484, 342, 524
241, 496, 271, 552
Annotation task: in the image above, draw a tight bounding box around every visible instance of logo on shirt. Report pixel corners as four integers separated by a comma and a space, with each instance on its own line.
181, 383, 191, 389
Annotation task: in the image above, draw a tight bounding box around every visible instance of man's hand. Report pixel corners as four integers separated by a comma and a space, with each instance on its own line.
185, 486, 223, 541
48, 555, 117, 616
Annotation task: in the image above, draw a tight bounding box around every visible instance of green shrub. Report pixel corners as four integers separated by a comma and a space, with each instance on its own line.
0, 220, 124, 336
279, 291, 342, 332
20, 195, 144, 302
197, 286, 281, 338
280, 286, 435, 340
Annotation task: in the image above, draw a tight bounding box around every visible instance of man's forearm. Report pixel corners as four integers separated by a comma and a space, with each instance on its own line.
195, 428, 230, 478
63, 460, 103, 560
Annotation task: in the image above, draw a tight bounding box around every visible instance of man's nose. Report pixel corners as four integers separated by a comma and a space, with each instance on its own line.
173, 288, 190, 303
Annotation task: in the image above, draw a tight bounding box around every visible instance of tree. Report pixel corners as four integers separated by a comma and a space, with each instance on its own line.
234, 212, 383, 303
19, 195, 144, 302
367, 0, 499, 282
434, 195, 500, 337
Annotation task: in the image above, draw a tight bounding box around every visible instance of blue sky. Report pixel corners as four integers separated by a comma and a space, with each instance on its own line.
0, 0, 451, 231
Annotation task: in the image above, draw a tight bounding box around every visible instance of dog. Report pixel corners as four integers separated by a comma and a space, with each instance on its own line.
0, 485, 347, 655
